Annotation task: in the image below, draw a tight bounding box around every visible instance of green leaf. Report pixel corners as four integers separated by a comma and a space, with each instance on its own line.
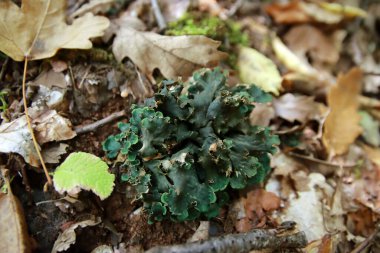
53, 152, 115, 200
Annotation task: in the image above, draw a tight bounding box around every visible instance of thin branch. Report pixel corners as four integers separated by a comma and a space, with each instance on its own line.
151, 0, 166, 30
145, 230, 307, 253
22, 58, 52, 186
0, 56, 9, 81
288, 152, 356, 168
74, 110, 127, 134
226, 0, 244, 17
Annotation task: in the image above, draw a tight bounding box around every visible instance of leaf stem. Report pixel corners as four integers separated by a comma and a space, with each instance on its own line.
22, 57, 52, 186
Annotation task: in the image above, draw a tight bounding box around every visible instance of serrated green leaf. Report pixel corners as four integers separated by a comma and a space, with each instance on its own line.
53, 152, 115, 200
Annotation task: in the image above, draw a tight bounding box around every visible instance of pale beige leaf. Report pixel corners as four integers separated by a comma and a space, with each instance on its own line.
272, 36, 317, 77
0, 109, 76, 166
112, 27, 227, 80
31, 109, 76, 144
273, 93, 325, 123
52, 218, 101, 253
238, 46, 282, 95
0, 170, 30, 253
0, 0, 109, 61
300, 2, 342, 24
318, 2, 367, 18
322, 68, 362, 156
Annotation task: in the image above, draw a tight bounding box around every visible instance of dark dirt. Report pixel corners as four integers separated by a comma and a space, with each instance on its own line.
9, 93, 200, 252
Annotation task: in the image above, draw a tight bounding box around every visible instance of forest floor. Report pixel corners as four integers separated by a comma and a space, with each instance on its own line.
0, 0, 380, 252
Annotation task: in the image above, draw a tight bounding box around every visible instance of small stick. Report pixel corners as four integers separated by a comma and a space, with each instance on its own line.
288, 152, 356, 168
145, 230, 307, 253
151, 0, 166, 30
22, 58, 52, 186
0, 56, 9, 81
226, 0, 244, 17
74, 110, 126, 134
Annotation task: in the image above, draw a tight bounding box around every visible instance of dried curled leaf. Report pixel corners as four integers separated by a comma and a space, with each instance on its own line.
0, 169, 30, 253
112, 27, 227, 80
322, 68, 362, 156
51, 218, 101, 253
0, 0, 110, 61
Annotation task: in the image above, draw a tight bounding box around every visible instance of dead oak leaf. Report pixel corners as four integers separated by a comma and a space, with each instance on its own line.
112, 27, 227, 80
273, 93, 326, 123
0, 169, 31, 253
0, 0, 110, 61
322, 68, 362, 156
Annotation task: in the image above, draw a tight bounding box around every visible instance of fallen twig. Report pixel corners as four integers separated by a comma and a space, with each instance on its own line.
351, 223, 380, 253
145, 229, 307, 253
288, 152, 356, 168
74, 110, 126, 134
151, 0, 166, 30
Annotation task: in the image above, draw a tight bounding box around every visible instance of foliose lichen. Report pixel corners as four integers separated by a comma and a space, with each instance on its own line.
103, 69, 279, 223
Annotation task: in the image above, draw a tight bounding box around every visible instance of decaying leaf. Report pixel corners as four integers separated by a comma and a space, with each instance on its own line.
265, 0, 312, 24
322, 68, 362, 156
235, 189, 281, 232
112, 26, 227, 80
53, 152, 115, 200
284, 25, 345, 66
362, 144, 380, 167
42, 143, 69, 164
272, 36, 317, 78
29, 70, 68, 89
0, 169, 30, 253
0, 0, 110, 61
0, 109, 76, 166
238, 46, 282, 95
273, 93, 325, 123
32, 109, 76, 144
51, 217, 101, 253
249, 103, 275, 127
266, 0, 367, 25
280, 173, 333, 241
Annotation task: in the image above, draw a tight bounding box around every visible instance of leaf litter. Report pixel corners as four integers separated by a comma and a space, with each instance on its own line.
0, 0, 379, 252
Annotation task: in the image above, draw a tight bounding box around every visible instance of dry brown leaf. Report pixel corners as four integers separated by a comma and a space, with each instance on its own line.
0, 169, 30, 253
249, 103, 275, 127
235, 189, 281, 232
265, 0, 312, 24
0, 0, 109, 61
322, 68, 362, 156
362, 145, 380, 167
284, 25, 344, 66
113, 27, 227, 80
0, 109, 76, 166
273, 93, 325, 123
30, 70, 67, 89
51, 217, 101, 253
198, 0, 227, 19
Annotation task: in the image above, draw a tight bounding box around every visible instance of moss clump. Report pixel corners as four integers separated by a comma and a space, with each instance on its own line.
166, 14, 249, 65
